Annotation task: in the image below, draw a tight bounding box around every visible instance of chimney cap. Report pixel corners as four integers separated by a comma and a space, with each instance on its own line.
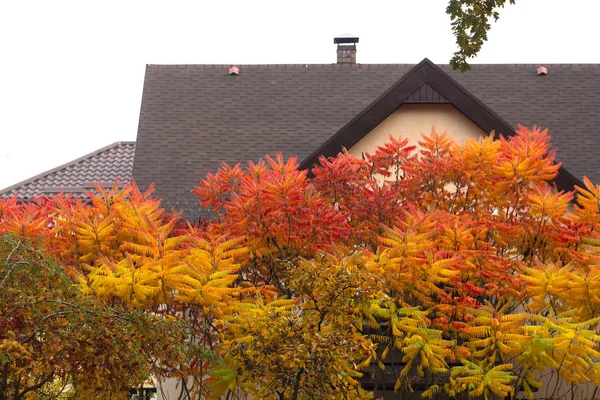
537, 66, 548, 75
334, 33, 359, 45
228, 66, 239, 76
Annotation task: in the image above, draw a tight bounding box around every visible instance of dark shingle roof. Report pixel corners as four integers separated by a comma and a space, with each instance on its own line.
0, 142, 136, 200
133, 62, 600, 221
134, 64, 416, 220
446, 64, 600, 187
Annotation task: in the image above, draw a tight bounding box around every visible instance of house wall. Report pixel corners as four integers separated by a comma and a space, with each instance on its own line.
348, 104, 486, 158
156, 377, 181, 400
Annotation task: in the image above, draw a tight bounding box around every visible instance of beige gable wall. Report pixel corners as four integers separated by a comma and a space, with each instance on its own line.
348, 104, 486, 158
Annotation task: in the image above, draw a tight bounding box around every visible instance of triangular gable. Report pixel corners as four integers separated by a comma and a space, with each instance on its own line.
300, 58, 581, 193
405, 83, 449, 103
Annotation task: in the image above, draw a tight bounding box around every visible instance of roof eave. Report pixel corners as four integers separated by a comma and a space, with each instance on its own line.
0, 141, 135, 197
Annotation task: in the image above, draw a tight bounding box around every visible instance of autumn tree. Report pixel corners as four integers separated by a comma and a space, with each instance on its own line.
195, 156, 378, 399
0, 233, 186, 400
4, 125, 600, 400
46, 183, 245, 398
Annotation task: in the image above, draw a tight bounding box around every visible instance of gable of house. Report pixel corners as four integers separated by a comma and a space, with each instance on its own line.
347, 104, 485, 158
301, 59, 583, 194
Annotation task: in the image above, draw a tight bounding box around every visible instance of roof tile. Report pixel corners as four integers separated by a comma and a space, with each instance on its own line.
0, 142, 136, 200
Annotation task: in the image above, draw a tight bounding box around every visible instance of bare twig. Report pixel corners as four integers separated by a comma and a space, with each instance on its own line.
0, 240, 23, 291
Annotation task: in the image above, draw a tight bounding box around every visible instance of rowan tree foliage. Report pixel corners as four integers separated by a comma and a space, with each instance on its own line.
2, 125, 600, 399
446, 0, 516, 71
0, 234, 186, 400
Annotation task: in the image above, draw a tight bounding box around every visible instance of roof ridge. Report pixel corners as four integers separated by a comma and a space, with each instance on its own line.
147, 63, 420, 69
146, 63, 600, 69
0, 142, 135, 196
464, 63, 600, 66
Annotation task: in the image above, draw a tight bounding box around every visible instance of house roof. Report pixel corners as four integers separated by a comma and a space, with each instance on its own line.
300, 59, 582, 193
0, 142, 136, 200
134, 61, 600, 220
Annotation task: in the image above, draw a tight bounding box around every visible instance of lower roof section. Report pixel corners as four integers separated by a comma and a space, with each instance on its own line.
0, 142, 136, 200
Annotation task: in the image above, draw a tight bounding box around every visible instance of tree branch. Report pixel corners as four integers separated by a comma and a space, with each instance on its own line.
0, 240, 23, 292
0, 362, 9, 400
15, 372, 54, 400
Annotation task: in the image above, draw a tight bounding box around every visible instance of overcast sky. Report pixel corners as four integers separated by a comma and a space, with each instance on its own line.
1, 0, 599, 189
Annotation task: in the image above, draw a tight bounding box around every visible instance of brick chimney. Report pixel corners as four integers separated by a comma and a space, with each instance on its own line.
334, 34, 359, 64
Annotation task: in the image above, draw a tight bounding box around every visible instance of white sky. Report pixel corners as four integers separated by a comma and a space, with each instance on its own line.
1, 0, 599, 189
